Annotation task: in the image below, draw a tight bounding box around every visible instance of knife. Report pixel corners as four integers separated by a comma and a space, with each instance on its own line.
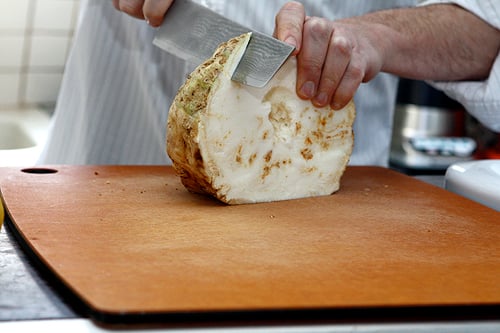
152, 0, 295, 88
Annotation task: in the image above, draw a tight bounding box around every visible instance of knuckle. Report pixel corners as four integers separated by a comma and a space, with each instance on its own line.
346, 63, 365, 81
331, 35, 352, 57
305, 17, 332, 41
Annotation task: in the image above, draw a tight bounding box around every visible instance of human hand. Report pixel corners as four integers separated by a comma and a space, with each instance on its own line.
274, 1, 386, 110
112, 0, 174, 27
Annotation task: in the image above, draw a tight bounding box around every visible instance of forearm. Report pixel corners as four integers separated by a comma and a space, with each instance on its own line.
354, 4, 500, 81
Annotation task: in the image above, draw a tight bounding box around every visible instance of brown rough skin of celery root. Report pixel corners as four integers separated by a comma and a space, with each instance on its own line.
166, 35, 245, 199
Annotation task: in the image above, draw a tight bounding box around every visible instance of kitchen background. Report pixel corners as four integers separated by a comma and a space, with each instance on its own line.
0, 0, 80, 109
0, 0, 498, 169
0, 0, 80, 166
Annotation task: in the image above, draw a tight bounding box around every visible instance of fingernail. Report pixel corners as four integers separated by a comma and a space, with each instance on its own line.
300, 81, 315, 98
314, 92, 328, 106
284, 36, 297, 48
332, 101, 342, 110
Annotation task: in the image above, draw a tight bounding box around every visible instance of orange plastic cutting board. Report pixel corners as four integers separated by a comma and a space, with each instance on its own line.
1, 166, 499, 321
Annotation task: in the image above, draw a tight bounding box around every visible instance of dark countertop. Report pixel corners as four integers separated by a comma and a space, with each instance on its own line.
0, 220, 78, 321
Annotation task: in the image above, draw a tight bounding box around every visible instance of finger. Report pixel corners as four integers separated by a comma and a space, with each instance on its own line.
143, 0, 175, 27
296, 17, 333, 100
313, 32, 352, 107
331, 55, 364, 110
115, 0, 145, 20
274, 1, 305, 54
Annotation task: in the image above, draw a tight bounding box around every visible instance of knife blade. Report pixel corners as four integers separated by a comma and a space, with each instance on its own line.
152, 0, 294, 88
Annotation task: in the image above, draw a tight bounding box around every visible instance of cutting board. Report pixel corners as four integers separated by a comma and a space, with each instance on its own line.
1, 166, 499, 323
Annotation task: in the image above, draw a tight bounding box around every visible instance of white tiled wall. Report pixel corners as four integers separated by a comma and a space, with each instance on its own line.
0, 0, 80, 111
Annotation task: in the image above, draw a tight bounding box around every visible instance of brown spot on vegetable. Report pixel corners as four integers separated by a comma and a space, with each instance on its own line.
295, 122, 302, 134
304, 166, 317, 173
248, 153, 257, 165
261, 165, 271, 180
236, 145, 243, 164
264, 150, 273, 163
301, 148, 313, 160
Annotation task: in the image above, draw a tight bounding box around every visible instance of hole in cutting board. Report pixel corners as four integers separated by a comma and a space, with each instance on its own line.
21, 168, 58, 174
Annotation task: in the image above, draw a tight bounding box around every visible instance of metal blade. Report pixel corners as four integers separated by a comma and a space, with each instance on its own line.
153, 0, 294, 87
